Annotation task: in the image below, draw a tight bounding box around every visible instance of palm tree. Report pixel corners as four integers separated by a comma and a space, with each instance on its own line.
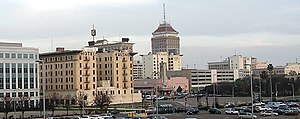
267, 64, 274, 101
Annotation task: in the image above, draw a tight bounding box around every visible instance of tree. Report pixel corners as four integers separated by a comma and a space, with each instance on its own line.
2, 96, 13, 119
18, 95, 30, 119
94, 93, 111, 113
64, 95, 72, 116
176, 86, 183, 93
49, 92, 62, 116
75, 93, 87, 116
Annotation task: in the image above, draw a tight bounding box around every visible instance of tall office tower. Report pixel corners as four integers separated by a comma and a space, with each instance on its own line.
151, 4, 180, 55
0, 42, 40, 108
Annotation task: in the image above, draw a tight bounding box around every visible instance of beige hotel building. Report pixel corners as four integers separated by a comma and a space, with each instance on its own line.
39, 39, 141, 105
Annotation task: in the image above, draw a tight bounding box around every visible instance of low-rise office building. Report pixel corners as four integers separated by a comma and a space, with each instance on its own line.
0, 42, 40, 108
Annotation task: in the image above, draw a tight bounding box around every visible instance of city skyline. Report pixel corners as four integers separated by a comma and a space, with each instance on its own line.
1, 0, 300, 68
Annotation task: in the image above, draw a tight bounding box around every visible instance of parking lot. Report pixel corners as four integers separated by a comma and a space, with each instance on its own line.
164, 111, 299, 119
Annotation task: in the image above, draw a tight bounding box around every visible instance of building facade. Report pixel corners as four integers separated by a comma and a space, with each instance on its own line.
133, 60, 143, 80
168, 69, 240, 92
0, 42, 40, 108
141, 52, 181, 79
151, 21, 180, 55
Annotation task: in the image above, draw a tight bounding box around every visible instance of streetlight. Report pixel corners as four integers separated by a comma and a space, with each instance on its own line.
275, 82, 280, 100
288, 83, 295, 100
250, 71, 254, 119
267, 64, 273, 102
213, 74, 216, 108
255, 86, 261, 102
36, 60, 46, 119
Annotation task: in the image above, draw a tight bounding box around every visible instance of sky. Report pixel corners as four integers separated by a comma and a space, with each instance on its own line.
1, 0, 300, 68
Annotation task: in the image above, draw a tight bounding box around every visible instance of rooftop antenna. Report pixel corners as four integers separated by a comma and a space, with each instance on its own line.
234, 49, 237, 56
91, 24, 96, 42
163, 3, 167, 35
163, 3, 166, 24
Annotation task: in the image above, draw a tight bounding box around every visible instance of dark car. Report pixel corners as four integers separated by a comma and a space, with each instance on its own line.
273, 108, 286, 115
208, 108, 221, 114
174, 106, 187, 113
186, 107, 199, 115
285, 109, 299, 116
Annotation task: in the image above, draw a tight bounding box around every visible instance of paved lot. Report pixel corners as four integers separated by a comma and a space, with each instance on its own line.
165, 111, 299, 119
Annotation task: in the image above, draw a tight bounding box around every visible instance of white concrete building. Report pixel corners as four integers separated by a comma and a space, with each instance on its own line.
208, 55, 265, 71
168, 69, 240, 92
141, 52, 181, 79
133, 60, 143, 79
0, 42, 40, 108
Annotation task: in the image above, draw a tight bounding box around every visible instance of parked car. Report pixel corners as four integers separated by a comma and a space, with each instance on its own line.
238, 112, 257, 119
89, 115, 100, 119
174, 106, 187, 113
224, 102, 235, 108
225, 108, 239, 115
208, 108, 221, 114
258, 106, 272, 111
273, 108, 287, 115
286, 102, 300, 107
186, 107, 199, 114
81, 115, 90, 119
260, 111, 279, 116
285, 109, 299, 115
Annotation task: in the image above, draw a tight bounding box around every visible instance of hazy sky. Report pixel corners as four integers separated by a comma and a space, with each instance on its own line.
1, 0, 300, 68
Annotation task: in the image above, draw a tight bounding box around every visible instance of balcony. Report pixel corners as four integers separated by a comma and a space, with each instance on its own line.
123, 80, 128, 82
84, 87, 90, 90
122, 73, 128, 76
122, 66, 127, 69
122, 59, 127, 62
84, 66, 90, 69
84, 58, 90, 61
83, 73, 90, 76
123, 86, 128, 89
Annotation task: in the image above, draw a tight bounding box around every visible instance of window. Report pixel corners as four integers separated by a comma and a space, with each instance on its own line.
5, 53, 10, 58
0, 53, 3, 58
23, 54, 28, 58
29, 54, 34, 59
11, 54, 16, 58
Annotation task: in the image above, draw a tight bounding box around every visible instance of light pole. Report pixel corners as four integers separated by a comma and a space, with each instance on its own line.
250, 72, 254, 119
267, 64, 273, 102
275, 82, 280, 100
14, 89, 17, 119
255, 85, 261, 102
288, 83, 295, 100
36, 60, 46, 119
213, 74, 216, 108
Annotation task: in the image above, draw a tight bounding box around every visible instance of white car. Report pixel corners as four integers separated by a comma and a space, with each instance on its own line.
89, 115, 100, 119
225, 108, 239, 115
260, 111, 279, 116
81, 115, 89, 119
238, 112, 257, 119
258, 106, 272, 111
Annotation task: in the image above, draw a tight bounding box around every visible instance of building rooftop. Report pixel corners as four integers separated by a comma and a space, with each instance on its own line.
152, 22, 178, 35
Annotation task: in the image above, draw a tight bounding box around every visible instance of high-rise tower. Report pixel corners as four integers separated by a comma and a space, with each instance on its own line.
151, 4, 180, 55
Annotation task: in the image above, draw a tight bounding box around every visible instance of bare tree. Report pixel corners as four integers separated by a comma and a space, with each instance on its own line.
49, 92, 62, 116
74, 93, 87, 116
94, 93, 112, 113
1, 96, 13, 119
18, 95, 30, 119
64, 94, 72, 115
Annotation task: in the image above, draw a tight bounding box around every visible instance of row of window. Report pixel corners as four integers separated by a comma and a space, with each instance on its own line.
42, 77, 74, 84
0, 53, 37, 59
0, 91, 38, 97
